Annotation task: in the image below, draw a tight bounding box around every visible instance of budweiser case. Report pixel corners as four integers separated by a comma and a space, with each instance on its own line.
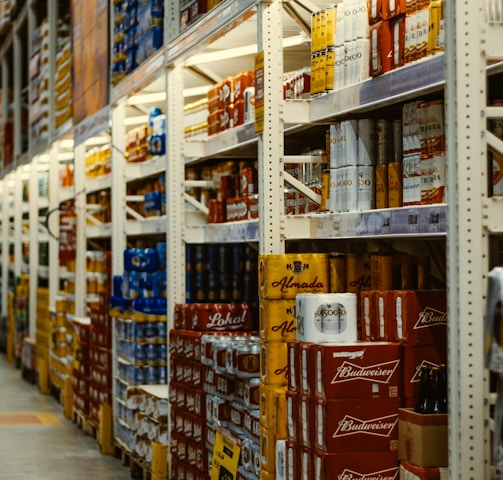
392, 290, 447, 345
259, 253, 329, 299
314, 342, 402, 400
315, 397, 401, 453
314, 451, 399, 480
399, 461, 448, 480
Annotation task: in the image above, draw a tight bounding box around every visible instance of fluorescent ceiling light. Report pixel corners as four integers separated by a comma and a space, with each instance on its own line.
125, 115, 149, 126
60, 139, 74, 149
127, 92, 166, 105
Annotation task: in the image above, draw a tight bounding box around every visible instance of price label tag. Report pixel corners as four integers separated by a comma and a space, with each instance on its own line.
211, 430, 241, 480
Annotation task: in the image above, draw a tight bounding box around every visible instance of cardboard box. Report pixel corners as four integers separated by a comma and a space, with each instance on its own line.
398, 408, 448, 467
392, 290, 447, 346
315, 397, 401, 452
314, 451, 399, 480
400, 460, 448, 479
314, 342, 402, 400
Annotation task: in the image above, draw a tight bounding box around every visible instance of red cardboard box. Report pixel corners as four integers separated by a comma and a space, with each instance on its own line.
314, 342, 402, 400
285, 441, 298, 480
314, 451, 399, 480
382, 0, 406, 19
402, 344, 447, 403
361, 291, 378, 341
299, 446, 313, 480
400, 461, 448, 479
298, 394, 315, 449
392, 290, 447, 346
315, 397, 401, 453
286, 391, 297, 442
299, 342, 314, 396
287, 341, 299, 392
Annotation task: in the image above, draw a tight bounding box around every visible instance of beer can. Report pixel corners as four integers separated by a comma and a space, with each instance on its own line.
345, 253, 371, 293
260, 427, 277, 475
429, 0, 445, 53
375, 164, 389, 208
428, 100, 445, 154
325, 4, 337, 47
329, 168, 338, 212
376, 119, 391, 165
260, 384, 288, 434
357, 165, 375, 211
420, 155, 433, 205
320, 168, 331, 211
357, 119, 376, 166
430, 152, 447, 204
343, 120, 359, 167
258, 253, 329, 299
402, 152, 421, 206
261, 341, 288, 386
319, 9, 327, 52
260, 298, 297, 343
328, 252, 346, 292
388, 161, 403, 207
311, 12, 318, 53
245, 377, 261, 408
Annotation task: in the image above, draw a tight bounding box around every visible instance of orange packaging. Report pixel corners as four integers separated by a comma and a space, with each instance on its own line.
382, 0, 406, 19
217, 77, 234, 107
368, 0, 383, 24
388, 161, 403, 207
375, 164, 389, 208
233, 71, 254, 102
370, 20, 392, 76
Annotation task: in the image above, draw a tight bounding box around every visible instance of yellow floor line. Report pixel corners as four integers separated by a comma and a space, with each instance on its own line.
0, 412, 62, 426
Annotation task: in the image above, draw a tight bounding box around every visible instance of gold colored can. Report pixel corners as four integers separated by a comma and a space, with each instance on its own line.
345, 253, 371, 293
261, 341, 288, 386
260, 427, 277, 475
375, 163, 389, 209
325, 47, 335, 92
317, 50, 327, 94
320, 168, 331, 211
388, 161, 403, 207
325, 4, 337, 47
259, 384, 288, 435
259, 253, 329, 300
260, 299, 296, 342
328, 253, 346, 292
429, 0, 444, 54
319, 9, 327, 52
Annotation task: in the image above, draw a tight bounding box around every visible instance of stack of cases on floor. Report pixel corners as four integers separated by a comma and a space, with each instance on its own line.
54, 25, 72, 133
125, 385, 168, 464
170, 243, 260, 480
258, 253, 329, 479
35, 287, 50, 388
89, 298, 113, 425
111, 245, 167, 452
72, 317, 92, 416
112, 0, 163, 85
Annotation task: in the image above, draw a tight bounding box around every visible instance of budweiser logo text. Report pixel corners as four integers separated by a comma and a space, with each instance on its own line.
414, 306, 447, 329
333, 414, 398, 438
271, 276, 325, 293
331, 360, 400, 384
337, 468, 398, 480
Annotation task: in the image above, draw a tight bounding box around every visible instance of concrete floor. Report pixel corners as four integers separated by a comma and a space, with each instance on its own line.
0, 354, 131, 479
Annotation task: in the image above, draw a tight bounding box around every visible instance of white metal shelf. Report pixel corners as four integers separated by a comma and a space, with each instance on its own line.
184, 122, 258, 164
185, 218, 259, 244
58, 186, 75, 204
125, 217, 167, 236
303, 54, 445, 124
85, 174, 112, 194
125, 156, 166, 182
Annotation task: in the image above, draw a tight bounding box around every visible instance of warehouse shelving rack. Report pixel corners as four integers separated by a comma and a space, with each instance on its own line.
0, 0, 498, 477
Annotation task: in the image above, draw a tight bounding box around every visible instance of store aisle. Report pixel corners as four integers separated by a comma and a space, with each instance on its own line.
0, 354, 130, 480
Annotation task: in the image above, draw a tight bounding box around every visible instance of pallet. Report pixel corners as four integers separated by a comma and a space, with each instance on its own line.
21, 366, 37, 384
72, 408, 97, 438
114, 442, 151, 480
129, 454, 151, 480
